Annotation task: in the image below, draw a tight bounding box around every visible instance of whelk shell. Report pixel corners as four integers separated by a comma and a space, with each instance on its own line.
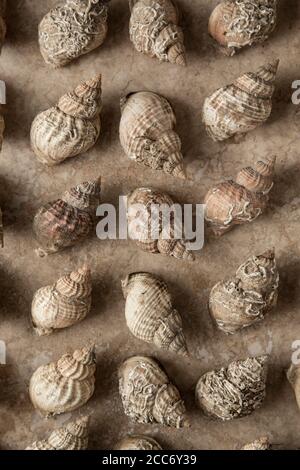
241, 437, 271, 450
115, 435, 162, 450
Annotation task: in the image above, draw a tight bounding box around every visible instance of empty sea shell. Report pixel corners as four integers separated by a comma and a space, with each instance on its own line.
31, 265, 92, 336
209, 249, 279, 334
120, 91, 185, 178
33, 177, 101, 257
122, 272, 188, 355
287, 363, 300, 411
39, 0, 109, 67
241, 437, 271, 450
195, 355, 268, 421
31, 75, 102, 166
205, 156, 276, 236
0, 0, 6, 53
203, 60, 279, 141
209, 1, 278, 56
29, 346, 96, 417
115, 435, 162, 450
129, 0, 186, 66
26, 416, 90, 450
119, 355, 189, 428
127, 187, 195, 260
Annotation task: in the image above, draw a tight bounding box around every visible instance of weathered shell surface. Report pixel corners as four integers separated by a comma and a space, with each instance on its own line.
122, 272, 188, 355
209, 250, 279, 334
203, 60, 278, 141
129, 0, 186, 65
195, 355, 268, 421
29, 346, 96, 417
119, 356, 189, 428
39, 0, 108, 67
209, 1, 277, 56
115, 435, 162, 450
127, 187, 195, 261
31, 265, 92, 336
120, 91, 185, 178
33, 178, 101, 257
31, 75, 102, 166
287, 363, 300, 411
0, 0, 6, 53
26, 416, 90, 450
205, 156, 276, 236
241, 437, 271, 450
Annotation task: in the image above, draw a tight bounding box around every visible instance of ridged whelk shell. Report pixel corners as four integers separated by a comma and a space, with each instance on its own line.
287, 363, 300, 411
120, 91, 185, 178
195, 355, 268, 421
205, 156, 276, 236
39, 0, 109, 67
209, 1, 278, 56
31, 265, 92, 336
203, 60, 279, 141
129, 0, 186, 66
115, 435, 162, 450
26, 416, 90, 450
31, 75, 102, 166
209, 249, 279, 334
29, 346, 96, 417
241, 437, 271, 450
0, 1, 6, 53
119, 355, 189, 428
33, 177, 101, 257
122, 272, 188, 355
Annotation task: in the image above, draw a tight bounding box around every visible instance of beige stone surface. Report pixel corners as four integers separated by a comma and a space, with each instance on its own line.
0, 0, 300, 450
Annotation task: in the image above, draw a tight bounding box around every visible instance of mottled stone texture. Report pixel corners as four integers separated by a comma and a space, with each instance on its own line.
0, 0, 299, 450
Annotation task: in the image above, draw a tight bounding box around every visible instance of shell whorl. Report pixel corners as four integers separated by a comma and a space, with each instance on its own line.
236, 155, 276, 194
234, 60, 279, 98
62, 177, 101, 213
241, 437, 271, 451
58, 75, 102, 119
115, 435, 162, 450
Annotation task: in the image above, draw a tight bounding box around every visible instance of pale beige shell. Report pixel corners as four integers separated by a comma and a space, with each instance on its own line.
195, 355, 268, 421
287, 363, 300, 411
205, 156, 276, 236
209, 249, 279, 334
39, 0, 108, 67
29, 346, 96, 417
241, 437, 271, 450
119, 356, 189, 428
120, 91, 185, 178
31, 75, 102, 166
26, 416, 90, 450
209, 1, 277, 56
115, 435, 162, 450
0, 0, 6, 53
203, 60, 279, 141
127, 187, 195, 261
31, 265, 92, 336
129, 0, 186, 66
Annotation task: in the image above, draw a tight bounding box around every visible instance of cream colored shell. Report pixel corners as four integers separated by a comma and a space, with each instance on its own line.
241, 437, 271, 450
115, 435, 162, 450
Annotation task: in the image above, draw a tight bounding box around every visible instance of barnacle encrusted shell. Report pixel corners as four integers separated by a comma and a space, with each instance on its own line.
29, 346, 96, 417
241, 437, 271, 450
203, 60, 279, 141
127, 187, 195, 261
195, 355, 268, 421
209, 250, 279, 334
120, 91, 185, 178
205, 156, 276, 236
287, 363, 300, 411
31, 75, 102, 166
26, 416, 90, 450
122, 272, 188, 355
115, 435, 162, 450
33, 178, 101, 257
119, 355, 189, 428
31, 265, 92, 336
209, 1, 278, 56
0, 1, 6, 53
129, 0, 186, 66
39, 0, 109, 67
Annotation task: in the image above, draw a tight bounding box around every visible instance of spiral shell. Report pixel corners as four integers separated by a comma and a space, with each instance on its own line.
39, 0, 109, 67
33, 177, 101, 257
209, 1, 278, 56
31, 265, 92, 336
31, 75, 102, 166
115, 435, 162, 450
119, 355, 189, 428
122, 272, 188, 355
203, 60, 279, 141
29, 346, 96, 417
127, 187, 195, 261
26, 416, 90, 450
241, 437, 271, 450
205, 156, 276, 236
0, 1, 6, 53
287, 363, 300, 411
129, 0, 186, 66
209, 249, 279, 334
195, 355, 268, 421
120, 91, 185, 178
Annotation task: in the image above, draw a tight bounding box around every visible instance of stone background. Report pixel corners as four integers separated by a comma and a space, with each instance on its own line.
0, 0, 300, 450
